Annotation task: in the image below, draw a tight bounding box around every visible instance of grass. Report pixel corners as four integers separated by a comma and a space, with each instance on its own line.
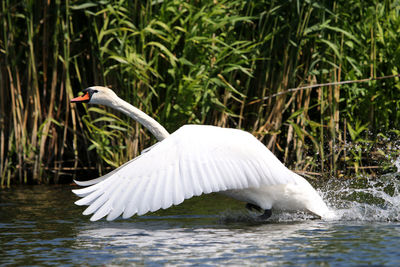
1, 0, 400, 186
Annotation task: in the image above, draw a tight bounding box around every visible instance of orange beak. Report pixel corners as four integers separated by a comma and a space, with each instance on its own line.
71, 92, 90, 103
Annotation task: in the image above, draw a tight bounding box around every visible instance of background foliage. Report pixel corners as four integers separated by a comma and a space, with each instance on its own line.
1, 0, 400, 186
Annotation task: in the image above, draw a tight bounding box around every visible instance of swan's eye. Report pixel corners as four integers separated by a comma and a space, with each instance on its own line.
93, 89, 99, 93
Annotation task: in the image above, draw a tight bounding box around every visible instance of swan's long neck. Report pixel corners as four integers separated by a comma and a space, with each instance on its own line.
109, 96, 170, 141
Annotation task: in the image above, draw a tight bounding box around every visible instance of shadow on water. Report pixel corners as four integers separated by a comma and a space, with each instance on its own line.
1, 173, 400, 265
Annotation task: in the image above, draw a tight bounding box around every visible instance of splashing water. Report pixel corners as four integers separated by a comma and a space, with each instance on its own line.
219, 172, 400, 223
319, 173, 400, 222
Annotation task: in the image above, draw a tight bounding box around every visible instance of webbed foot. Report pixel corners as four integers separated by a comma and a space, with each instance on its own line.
245, 203, 272, 220
245, 203, 262, 212
259, 209, 272, 220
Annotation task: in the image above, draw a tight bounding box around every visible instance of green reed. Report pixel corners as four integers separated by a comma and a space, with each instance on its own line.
1, 0, 400, 186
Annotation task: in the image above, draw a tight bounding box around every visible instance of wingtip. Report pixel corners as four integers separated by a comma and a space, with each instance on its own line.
90, 211, 108, 222
71, 188, 82, 196
74, 177, 105, 186
90, 216, 101, 222
71, 188, 90, 197
74, 198, 88, 206
73, 179, 87, 186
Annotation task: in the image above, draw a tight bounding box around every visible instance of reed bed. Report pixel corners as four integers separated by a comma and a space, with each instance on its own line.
1, 0, 400, 186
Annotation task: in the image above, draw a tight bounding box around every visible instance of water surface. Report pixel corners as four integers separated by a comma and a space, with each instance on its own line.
1, 175, 400, 266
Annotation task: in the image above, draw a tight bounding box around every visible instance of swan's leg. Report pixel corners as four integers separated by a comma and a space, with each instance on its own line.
245, 203, 262, 212
246, 203, 272, 220
259, 209, 272, 220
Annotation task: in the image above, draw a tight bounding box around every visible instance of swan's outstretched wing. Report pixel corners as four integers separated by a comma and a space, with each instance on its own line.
72, 125, 300, 221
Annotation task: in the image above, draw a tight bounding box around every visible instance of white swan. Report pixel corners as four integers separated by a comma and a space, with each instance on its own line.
71, 86, 334, 221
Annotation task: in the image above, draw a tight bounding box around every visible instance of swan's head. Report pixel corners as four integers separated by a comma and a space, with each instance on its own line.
71, 86, 118, 106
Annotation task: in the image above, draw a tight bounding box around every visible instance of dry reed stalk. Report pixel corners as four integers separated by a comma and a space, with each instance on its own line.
7, 67, 23, 182
295, 90, 305, 168
40, 0, 61, 183
284, 116, 294, 163
16, 71, 30, 183
25, 5, 41, 181
318, 84, 325, 171
216, 88, 230, 127
0, 70, 5, 184
265, 53, 292, 151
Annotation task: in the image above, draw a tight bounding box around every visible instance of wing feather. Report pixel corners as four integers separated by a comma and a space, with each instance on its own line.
206, 157, 228, 191
75, 188, 104, 206
108, 176, 138, 221
186, 159, 203, 197
193, 154, 213, 194
137, 176, 153, 216
178, 159, 195, 199
172, 163, 185, 206
106, 178, 131, 221
83, 191, 108, 216
125, 175, 149, 217
161, 164, 175, 210
82, 178, 122, 216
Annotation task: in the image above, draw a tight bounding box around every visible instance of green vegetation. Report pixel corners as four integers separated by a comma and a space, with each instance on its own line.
1, 0, 400, 187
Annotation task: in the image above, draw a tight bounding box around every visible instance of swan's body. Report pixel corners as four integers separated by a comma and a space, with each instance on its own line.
71, 86, 334, 221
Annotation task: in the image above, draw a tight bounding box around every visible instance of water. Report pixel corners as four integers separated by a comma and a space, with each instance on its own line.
1, 174, 400, 266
